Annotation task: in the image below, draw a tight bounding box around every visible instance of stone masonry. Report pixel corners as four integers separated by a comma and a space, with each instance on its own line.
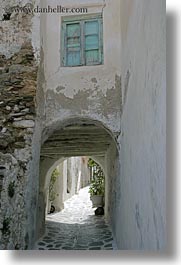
0, 42, 38, 249
0, 0, 39, 249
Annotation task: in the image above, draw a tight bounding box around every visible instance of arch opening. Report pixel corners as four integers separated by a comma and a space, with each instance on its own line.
46, 156, 91, 216
36, 119, 120, 247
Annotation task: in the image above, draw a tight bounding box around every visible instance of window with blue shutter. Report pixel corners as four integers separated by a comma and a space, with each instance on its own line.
62, 15, 103, 66
66, 23, 81, 66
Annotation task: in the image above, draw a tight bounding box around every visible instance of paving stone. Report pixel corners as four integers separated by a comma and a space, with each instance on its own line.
89, 241, 104, 247
73, 247, 89, 250
104, 237, 113, 242
47, 232, 57, 235
34, 187, 115, 250
55, 244, 62, 248
43, 239, 54, 243
104, 243, 113, 248
50, 248, 60, 250
43, 237, 51, 240
62, 247, 73, 250
96, 225, 108, 229
105, 248, 113, 250
38, 242, 46, 246
106, 233, 113, 237
63, 244, 74, 248
47, 244, 54, 248
76, 241, 89, 246
89, 247, 101, 250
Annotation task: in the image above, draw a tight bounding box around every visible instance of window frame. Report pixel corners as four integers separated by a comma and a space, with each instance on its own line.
61, 14, 103, 67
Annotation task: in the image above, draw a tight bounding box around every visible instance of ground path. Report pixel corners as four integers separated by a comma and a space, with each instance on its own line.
34, 186, 116, 250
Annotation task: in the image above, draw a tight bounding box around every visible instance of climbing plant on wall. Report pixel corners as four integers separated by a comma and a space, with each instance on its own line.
49, 168, 59, 202
88, 158, 105, 196
88, 158, 104, 180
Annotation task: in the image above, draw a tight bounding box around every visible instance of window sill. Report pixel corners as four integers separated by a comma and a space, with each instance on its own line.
57, 63, 106, 75
61, 63, 104, 68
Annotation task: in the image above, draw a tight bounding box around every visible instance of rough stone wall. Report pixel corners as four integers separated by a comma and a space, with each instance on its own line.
109, 0, 166, 250
0, 0, 40, 250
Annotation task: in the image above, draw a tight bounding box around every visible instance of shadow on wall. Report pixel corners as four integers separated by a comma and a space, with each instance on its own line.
10, 12, 178, 259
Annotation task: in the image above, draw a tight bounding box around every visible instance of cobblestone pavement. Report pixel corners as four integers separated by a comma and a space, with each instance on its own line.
35, 186, 115, 250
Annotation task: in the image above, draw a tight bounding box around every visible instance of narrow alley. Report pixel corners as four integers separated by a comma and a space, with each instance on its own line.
0, 0, 166, 251
34, 186, 115, 250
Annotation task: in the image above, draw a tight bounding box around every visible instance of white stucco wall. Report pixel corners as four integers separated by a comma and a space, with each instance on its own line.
41, 0, 122, 133
110, 0, 166, 250
38, 0, 166, 250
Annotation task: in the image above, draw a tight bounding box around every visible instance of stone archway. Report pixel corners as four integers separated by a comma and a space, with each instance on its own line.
36, 117, 120, 242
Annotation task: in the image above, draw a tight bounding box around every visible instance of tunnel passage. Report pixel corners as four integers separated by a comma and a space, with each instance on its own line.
36, 120, 120, 244
41, 122, 114, 158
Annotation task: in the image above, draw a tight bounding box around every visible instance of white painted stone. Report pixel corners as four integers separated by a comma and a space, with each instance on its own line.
6, 106, 11, 111
14, 148, 31, 162
13, 118, 22, 122
1, 128, 7, 133
13, 105, 19, 112
13, 120, 35, 128
21, 108, 30, 113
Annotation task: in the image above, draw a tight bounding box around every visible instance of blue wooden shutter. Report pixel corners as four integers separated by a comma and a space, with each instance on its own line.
62, 16, 103, 67
66, 22, 81, 66
84, 20, 102, 65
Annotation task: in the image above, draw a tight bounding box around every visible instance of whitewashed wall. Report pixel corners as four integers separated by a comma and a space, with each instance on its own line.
110, 0, 166, 250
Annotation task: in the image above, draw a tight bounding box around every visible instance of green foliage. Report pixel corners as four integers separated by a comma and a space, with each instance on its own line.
49, 168, 59, 202
8, 181, 15, 198
88, 158, 97, 168
89, 176, 105, 196
88, 158, 105, 196
88, 158, 104, 178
